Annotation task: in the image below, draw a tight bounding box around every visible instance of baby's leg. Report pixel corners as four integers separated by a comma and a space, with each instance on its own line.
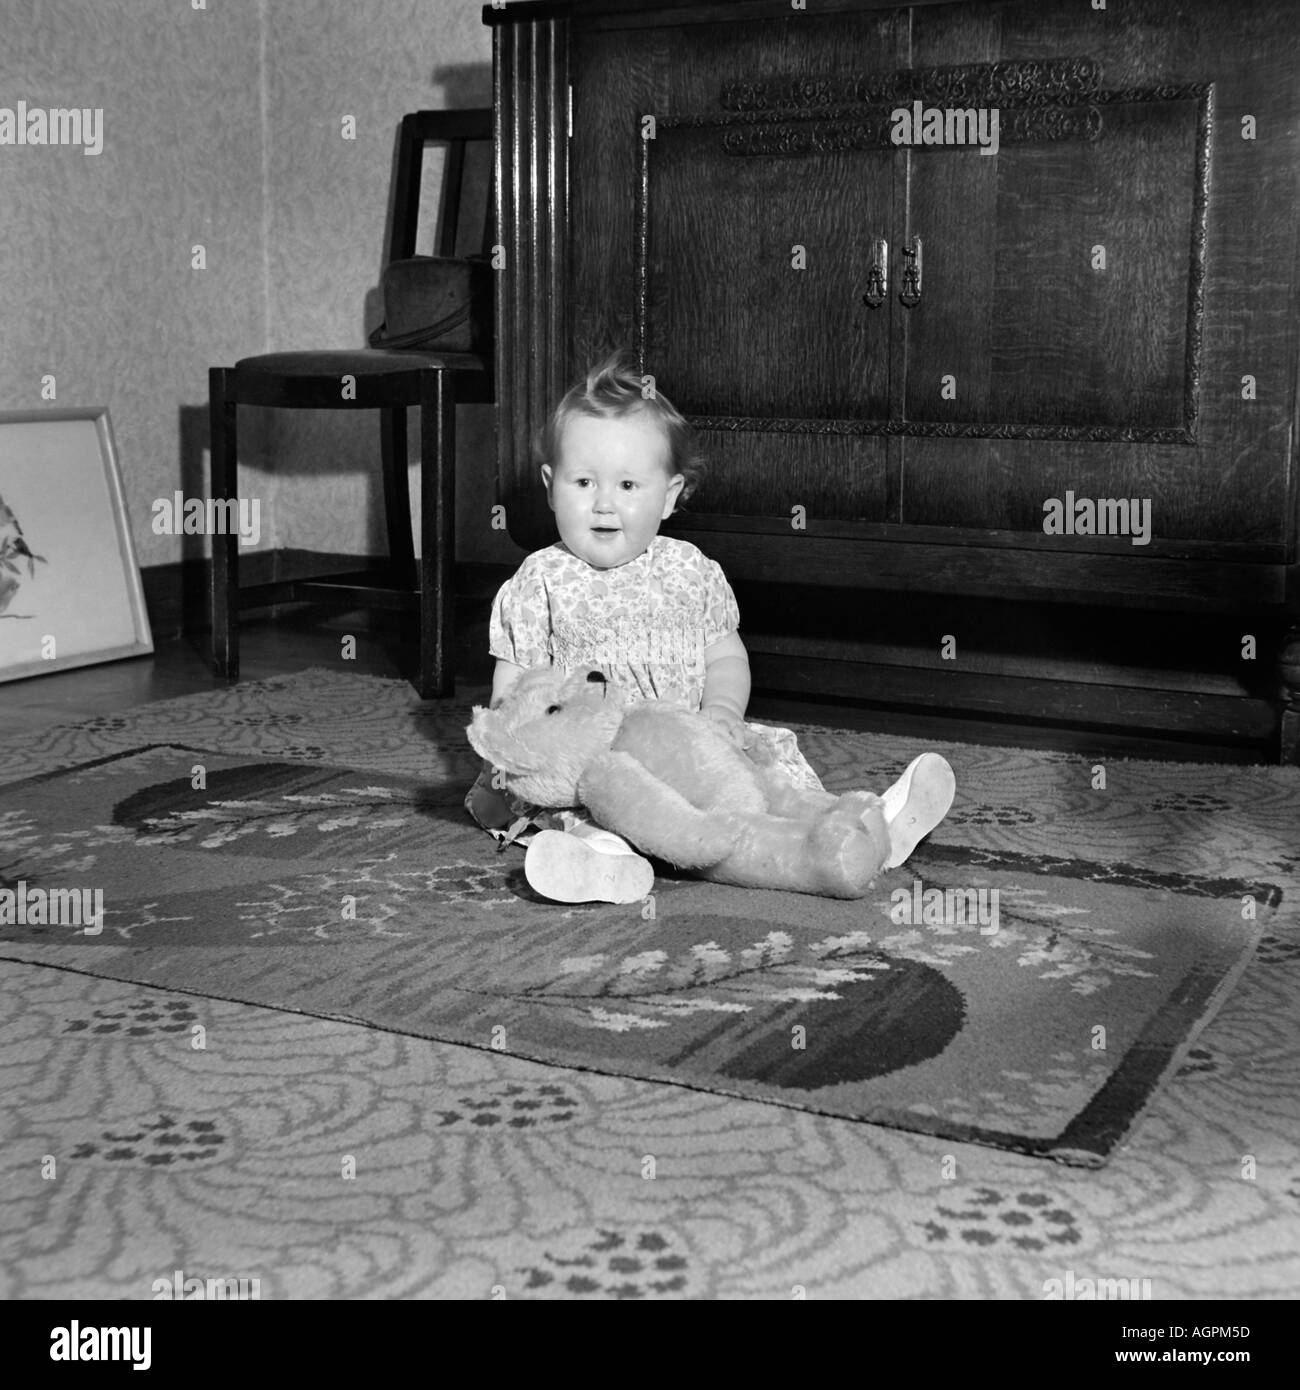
754, 767, 846, 818
746, 722, 839, 818
465, 764, 564, 847
465, 765, 516, 832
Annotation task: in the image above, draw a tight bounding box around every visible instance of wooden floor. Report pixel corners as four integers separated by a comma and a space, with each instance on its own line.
1, 597, 1278, 765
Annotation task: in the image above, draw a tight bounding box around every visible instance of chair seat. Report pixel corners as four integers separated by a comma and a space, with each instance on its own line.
233, 348, 485, 377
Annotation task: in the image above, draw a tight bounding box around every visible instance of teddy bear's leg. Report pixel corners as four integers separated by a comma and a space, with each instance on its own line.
580, 750, 746, 869
701, 799, 888, 899
803, 797, 891, 896
523, 826, 655, 904
764, 758, 955, 870
878, 753, 956, 868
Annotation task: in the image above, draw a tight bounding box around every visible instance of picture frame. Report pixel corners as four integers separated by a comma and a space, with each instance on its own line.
0, 407, 153, 682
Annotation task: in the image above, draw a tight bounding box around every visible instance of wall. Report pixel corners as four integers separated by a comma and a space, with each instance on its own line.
0, 0, 522, 586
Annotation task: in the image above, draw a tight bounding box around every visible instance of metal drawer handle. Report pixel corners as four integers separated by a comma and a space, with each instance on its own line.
862, 237, 888, 308
899, 235, 922, 307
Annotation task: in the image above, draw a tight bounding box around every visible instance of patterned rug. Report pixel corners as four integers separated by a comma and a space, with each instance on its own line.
1, 672, 1291, 1170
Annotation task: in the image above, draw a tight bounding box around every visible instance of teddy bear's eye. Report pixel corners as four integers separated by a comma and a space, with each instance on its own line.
545, 704, 561, 715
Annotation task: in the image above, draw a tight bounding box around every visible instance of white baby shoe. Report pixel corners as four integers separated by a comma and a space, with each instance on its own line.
878, 753, 956, 868
524, 825, 655, 904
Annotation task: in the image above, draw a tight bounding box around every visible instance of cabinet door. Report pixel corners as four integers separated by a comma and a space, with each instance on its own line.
570, 10, 902, 528
900, 0, 1298, 551
903, 88, 1205, 438
644, 127, 893, 426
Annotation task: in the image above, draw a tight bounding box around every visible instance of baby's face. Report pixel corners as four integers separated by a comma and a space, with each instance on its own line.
542, 411, 685, 569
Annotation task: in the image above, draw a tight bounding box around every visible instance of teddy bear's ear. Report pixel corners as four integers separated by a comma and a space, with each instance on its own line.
466, 706, 543, 775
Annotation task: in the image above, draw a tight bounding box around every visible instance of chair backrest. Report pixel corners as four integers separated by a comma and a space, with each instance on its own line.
389, 109, 493, 266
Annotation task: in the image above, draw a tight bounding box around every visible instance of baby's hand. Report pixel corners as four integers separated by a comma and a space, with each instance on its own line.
703, 704, 749, 750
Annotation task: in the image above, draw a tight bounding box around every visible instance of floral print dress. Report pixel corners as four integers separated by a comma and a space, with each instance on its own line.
491, 536, 742, 707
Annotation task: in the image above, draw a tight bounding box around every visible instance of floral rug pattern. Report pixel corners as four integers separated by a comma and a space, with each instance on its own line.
0, 681, 1287, 1167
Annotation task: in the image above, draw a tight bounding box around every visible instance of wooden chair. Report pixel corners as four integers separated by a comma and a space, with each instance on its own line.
208, 108, 492, 699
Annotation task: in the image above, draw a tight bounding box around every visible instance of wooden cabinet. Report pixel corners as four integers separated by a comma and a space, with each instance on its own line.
487, 0, 1300, 758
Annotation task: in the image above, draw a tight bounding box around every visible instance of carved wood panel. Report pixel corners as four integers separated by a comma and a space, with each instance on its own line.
492, 12, 570, 549
635, 73, 1210, 445
902, 85, 1210, 441
641, 126, 895, 421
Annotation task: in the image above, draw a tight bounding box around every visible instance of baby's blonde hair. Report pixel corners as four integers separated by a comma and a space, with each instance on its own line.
535, 349, 705, 503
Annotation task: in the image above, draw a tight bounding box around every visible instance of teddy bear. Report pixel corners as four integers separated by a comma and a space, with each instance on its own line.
467, 664, 938, 900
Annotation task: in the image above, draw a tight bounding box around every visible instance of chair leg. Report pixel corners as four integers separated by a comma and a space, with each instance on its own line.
418, 370, 455, 699
209, 367, 240, 682
380, 406, 416, 588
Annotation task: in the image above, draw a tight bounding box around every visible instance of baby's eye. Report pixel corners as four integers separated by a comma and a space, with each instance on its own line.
620, 480, 637, 490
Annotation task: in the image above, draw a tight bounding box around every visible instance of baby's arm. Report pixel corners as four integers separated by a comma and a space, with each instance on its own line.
702, 631, 752, 745
487, 552, 550, 710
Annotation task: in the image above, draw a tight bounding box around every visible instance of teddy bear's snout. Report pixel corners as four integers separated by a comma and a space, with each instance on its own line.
586, 670, 606, 685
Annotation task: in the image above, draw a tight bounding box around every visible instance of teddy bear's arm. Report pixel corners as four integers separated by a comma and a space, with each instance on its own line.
579, 751, 743, 870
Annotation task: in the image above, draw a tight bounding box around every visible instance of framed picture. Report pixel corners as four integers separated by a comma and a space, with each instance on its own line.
0, 407, 153, 682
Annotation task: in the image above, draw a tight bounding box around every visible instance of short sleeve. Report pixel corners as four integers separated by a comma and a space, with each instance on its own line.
489, 556, 554, 669
699, 554, 741, 648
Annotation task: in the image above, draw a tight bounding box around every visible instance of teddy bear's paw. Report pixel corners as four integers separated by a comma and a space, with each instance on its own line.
831, 792, 890, 866
805, 818, 884, 899
822, 791, 887, 848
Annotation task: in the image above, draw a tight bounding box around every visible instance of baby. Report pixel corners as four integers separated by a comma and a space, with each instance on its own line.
466, 350, 955, 902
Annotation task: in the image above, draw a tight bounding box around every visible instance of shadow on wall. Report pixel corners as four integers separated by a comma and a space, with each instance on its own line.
432, 62, 493, 108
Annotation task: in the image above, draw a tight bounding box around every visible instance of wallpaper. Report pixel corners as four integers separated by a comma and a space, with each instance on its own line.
0, 0, 519, 573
